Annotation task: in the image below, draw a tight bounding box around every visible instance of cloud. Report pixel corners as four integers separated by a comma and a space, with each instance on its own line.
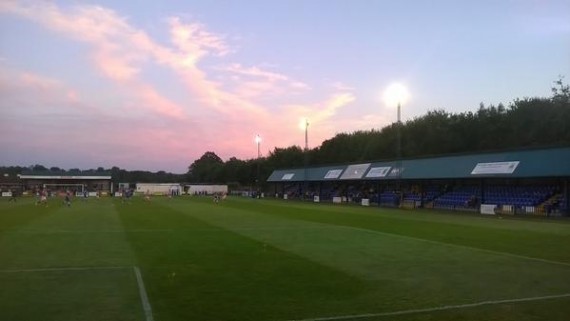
224, 63, 311, 97
168, 17, 231, 62
0, 1, 359, 170
0, 68, 193, 170
331, 81, 355, 91
225, 63, 288, 82
0, 69, 82, 114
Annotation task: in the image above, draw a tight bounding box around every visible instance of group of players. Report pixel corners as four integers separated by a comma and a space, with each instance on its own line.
30, 189, 99, 207
7, 188, 227, 205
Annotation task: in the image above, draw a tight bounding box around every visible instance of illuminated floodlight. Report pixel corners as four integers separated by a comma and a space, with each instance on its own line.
298, 117, 309, 131
255, 134, 262, 158
383, 83, 410, 108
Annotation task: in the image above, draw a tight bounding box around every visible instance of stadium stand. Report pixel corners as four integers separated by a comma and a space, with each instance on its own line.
267, 147, 570, 217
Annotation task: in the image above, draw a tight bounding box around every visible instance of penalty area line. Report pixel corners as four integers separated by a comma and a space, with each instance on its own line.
286, 293, 570, 321
134, 266, 155, 321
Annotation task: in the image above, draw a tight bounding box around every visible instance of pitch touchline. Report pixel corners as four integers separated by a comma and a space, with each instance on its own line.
134, 266, 155, 321
286, 293, 570, 321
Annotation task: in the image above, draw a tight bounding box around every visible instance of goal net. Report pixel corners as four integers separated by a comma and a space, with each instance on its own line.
43, 184, 85, 196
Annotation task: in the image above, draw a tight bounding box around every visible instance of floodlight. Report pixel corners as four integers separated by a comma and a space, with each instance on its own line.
298, 117, 309, 131
383, 83, 410, 108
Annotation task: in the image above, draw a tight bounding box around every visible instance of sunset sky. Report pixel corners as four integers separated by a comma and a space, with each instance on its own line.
1, 0, 569, 173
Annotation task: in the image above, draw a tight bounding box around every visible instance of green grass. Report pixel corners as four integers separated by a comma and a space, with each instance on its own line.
1, 196, 569, 321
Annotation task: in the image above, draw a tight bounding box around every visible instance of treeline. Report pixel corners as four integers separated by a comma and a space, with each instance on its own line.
0, 165, 185, 183
2, 79, 569, 187
187, 78, 570, 186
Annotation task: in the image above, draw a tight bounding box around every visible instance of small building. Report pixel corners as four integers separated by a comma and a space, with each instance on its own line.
136, 183, 182, 196
185, 184, 228, 195
18, 170, 113, 195
0, 173, 23, 196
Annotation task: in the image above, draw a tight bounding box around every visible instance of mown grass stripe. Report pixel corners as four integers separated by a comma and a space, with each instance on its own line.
340, 225, 570, 268
2, 229, 173, 234
288, 293, 570, 321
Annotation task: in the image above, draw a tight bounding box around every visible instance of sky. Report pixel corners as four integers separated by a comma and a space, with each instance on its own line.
1, 0, 569, 173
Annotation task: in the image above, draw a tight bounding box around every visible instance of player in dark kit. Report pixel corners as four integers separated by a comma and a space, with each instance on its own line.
64, 191, 72, 207
8, 190, 18, 202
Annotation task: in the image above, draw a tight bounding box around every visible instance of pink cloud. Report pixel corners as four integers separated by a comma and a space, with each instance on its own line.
66, 90, 80, 104
1, 1, 360, 171
19, 72, 63, 91
168, 17, 230, 62
135, 84, 186, 119
223, 63, 311, 98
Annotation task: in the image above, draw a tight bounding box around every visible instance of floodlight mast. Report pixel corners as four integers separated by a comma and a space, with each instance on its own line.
304, 119, 309, 151
300, 118, 309, 200
255, 134, 262, 198
397, 102, 401, 163
255, 134, 262, 158
383, 83, 409, 206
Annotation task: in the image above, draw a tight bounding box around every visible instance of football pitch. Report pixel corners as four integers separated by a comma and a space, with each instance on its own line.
1, 196, 570, 321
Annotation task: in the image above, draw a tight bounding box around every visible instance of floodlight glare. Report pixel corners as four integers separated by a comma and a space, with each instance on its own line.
298, 117, 309, 131
383, 83, 410, 108
255, 134, 262, 144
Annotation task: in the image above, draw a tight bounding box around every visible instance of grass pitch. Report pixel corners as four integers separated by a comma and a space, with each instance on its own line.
1, 196, 569, 321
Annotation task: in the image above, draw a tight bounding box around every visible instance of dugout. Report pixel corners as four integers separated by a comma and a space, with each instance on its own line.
18, 170, 113, 195
266, 146, 570, 216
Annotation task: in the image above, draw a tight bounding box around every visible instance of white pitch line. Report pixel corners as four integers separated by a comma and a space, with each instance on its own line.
134, 266, 155, 321
0, 266, 131, 273
287, 293, 570, 321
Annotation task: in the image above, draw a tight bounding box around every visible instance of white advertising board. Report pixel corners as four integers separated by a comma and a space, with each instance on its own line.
480, 204, 497, 215
471, 161, 519, 175
324, 169, 343, 179
361, 198, 370, 206
282, 173, 294, 180
365, 167, 391, 178
314, 196, 320, 203
388, 167, 404, 177
340, 164, 371, 180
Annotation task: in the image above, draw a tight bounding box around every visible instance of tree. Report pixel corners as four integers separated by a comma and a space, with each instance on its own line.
265, 146, 304, 169
551, 76, 570, 104
188, 152, 224, 183
31, 164, 47, 172
223, 157, 249, 185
